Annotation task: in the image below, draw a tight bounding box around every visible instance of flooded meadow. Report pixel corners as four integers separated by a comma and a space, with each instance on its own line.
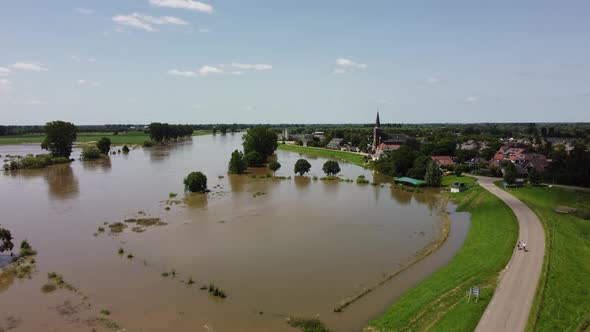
0, 134, 469, 331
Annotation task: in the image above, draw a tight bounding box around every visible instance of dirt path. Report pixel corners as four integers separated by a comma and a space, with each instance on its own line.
474, 177, 545, 332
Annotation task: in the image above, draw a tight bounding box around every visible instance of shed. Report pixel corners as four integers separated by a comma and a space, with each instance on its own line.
394, 177, 427, 186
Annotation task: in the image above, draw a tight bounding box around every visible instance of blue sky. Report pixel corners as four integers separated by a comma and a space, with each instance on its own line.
1, 0, 589, 124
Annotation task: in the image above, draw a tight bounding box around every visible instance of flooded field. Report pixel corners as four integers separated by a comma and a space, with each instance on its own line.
0, 134, 469, 331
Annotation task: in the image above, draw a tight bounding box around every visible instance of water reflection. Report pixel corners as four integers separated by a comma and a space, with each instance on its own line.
227, 174, 246, 192
45, 165, 79, 200
184, 192, 208, 209
147, 141, 193, 163
293, 176, 311, 189
390, 187, 413, 205
81, 157, 112, 173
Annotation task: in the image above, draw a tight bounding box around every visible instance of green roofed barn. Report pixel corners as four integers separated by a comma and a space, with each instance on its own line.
394, 177, 426, 186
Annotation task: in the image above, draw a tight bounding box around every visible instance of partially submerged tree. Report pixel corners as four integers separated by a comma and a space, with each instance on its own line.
228, 150, 247, 174
322, 160, 341, 176
96, 137, 112, 154
81, 146, 101, 160
294, 159, 311, 176
245, 151, 265, 167
425, 160, 442, 187
243, 126, 278, 160
268, 161, 281, 174
184, 172, 208, 193
41, 121, 78, 158
0, 227, 14, 254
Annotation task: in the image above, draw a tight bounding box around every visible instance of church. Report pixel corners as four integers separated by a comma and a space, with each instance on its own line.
371, 112, 410, 155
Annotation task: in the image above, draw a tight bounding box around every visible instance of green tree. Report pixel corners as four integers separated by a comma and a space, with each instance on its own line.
0, 227, 14, 253
184, 172, 207, 193
503, 162, 517, 184
96, 137, 111, 154
528, 168, 543, 186
294, 159, 311, 176
268, 160, 281, 174
243, 126, 278, 159
228, 150, 247, 174
424, 160, 442, 187
41, 121, 78, 158
244, 151, 265, 167
82, 146, 101, 160
322, 160, 341, 176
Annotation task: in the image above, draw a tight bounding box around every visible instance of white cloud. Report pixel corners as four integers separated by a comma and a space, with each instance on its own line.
11, 62, 48, 71
70, 55, 81, 62
76, 8, 95, 15
198, 28, 210, 33
426, 77, 440, 84
113, 14, 157, 31
334, 58, 367, 74
167, 65, 229, 77
26, 99, 47, 105
113, 13, 189, 32
78, 79, 101, 87
149, 0, 214, 14
133, 13, 188, 25
230, 63, 272, 70
168, 69, 199, 77
78, 79, 87, 84
0, 79, 12, 86
0, 79, 12, 94
466, 96, 478, 103
0, 67, 12, 76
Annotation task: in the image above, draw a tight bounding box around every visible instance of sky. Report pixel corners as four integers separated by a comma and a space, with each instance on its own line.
1, 0, 590, 125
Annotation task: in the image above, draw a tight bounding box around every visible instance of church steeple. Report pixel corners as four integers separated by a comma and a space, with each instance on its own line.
375, 111, 380, 128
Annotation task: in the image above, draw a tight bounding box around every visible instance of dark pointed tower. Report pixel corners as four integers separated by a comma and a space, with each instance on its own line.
375, 111, 381, 128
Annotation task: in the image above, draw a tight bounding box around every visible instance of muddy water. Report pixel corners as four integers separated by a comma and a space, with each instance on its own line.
0, 134, 469, 332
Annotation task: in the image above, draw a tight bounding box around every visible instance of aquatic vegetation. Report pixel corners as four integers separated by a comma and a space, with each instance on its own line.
127, 253, 133, 259
2, 154, 71, 170
124, 218, 166, 227
356, 175, 369, 184
171, 269, 176, 277
161, 272, 170, 277
19, 239, 36, 257
320, 176, 339, 181
81, 146, 101, 160
97, 226, 105, 233
118, 248, 124, 255
100, 309, 111, 316
108, 222, 127, 233
169, 192, 177, 198
286, 317, 330, 332
252, 191, 266, 198
187, 277, 194, 285
208, 283, 227, 298
143, 140, 154, 147
41, 283, 57, 293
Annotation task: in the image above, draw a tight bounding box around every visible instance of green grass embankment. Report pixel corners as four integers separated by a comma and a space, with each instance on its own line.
277, 144, 367, 168
500, 185, 590, 332
368, 175, 518, 332
0, 130, 210, 146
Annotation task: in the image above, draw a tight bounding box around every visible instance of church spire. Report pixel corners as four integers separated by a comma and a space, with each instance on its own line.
376, 111, 380, 128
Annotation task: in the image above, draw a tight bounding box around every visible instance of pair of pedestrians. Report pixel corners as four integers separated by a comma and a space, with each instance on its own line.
517, 240, 528, 252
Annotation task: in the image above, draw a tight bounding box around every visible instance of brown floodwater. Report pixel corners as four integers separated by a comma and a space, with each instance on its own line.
0, 134, 470, 332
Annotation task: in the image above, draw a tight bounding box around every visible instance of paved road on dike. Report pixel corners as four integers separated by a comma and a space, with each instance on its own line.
474, 177, 545, 332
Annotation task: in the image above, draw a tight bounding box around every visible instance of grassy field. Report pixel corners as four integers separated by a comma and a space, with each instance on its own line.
277, 143, 367, 168
368, 175, 518, 332
0, 130, 210, 145
500, 185, 590, 332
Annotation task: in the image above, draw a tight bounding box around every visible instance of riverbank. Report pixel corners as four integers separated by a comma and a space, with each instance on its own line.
368, 175, 518, 331
499, 185, 590, 331
0, 130, 211, 146
277, 143, 367, 168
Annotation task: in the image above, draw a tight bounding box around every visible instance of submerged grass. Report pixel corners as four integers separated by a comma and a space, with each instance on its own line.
287, 317, 330, 332
0, 130, 211, 145
277, 144, 367, 168
500, 185, 590, 332
368, 179, 518, 332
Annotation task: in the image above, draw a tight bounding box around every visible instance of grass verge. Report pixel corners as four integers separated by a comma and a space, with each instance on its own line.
0, 130, 210, 145
368, 178, 518, 332
277, 144, 367, 168
499, 185, 590, 332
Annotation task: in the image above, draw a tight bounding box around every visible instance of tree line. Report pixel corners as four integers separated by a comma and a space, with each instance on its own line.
147, 123, 193, 143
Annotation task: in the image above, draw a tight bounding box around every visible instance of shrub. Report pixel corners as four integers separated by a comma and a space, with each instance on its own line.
20, 240, 36, 256
96, 137, 111, 154
245, 151, 265, 167
81, 146, 101, 160
322, 160, 341, 176
184, 172, 207, 193
268, 160, 281, 173
143, 140, 154, 147
122, 145, 130, 153
356, 175, 370, 184
228, 150, 247, 174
